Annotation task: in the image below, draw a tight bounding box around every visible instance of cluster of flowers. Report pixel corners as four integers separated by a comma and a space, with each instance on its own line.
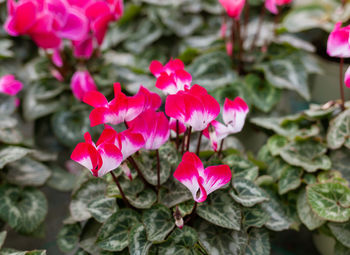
327, 22, 350, 88
71, 59, 249, 203
5, 0, 123, 61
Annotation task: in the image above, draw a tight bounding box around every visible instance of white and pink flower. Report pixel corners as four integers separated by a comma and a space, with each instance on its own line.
71, 132, 123, 177
0, 74, 23, 96
165, 84, 220, 131
150, 59, 192, 95
174, 152, 231, 203
83, 83, 145, 126
128, 109, 170, 150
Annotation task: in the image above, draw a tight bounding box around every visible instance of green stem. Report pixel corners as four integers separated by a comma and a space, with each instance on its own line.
110, 171, 133, 208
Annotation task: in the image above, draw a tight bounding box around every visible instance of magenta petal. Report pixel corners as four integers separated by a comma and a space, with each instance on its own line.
96, 125, 118, 146
327, 22, 350, 58
70, 70, 97, 101
201, 165, 232, 195
89, 107, 116, 126
12, 1, 38, 34
85, 1, 111, 21
149, 60, 164, 77
57, 8, 89, 41
73, 35, 94, 59
0, 75, 23, 96
173, 153, 206, 202
52, 48, 63, 67
92, 13, 113, 45
265, 0, 278, 14
128, 109, 170, 150
84, 91, 109, 108
219, 0, 246, 19
71, 142, 100, 176
223, 97, 249, 133
137, 86, 162, 111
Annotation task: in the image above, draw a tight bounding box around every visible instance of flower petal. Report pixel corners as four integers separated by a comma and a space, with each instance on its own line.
223, 97, 249, 133
96, 143, 123, 177
201, 165, 232, 196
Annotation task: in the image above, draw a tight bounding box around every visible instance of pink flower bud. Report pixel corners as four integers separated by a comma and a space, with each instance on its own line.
70, 70, 97, 101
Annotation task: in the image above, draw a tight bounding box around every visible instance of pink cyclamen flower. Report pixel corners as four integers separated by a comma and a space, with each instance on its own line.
70, 70, 97, 101
165, 84, 220, 131
128, 109, 170, 150
174, 152, 231, 203
327, 22, 350, 58
219, 0, 246, 20
150, 59, 192, 95
265, 0, 293, 14
98, 125, 145, 160
71, 132, 123, 177
204, 97, 249, 151
0, 74, 23, 96
136, 86, 162, 111
83, 83, 145, 126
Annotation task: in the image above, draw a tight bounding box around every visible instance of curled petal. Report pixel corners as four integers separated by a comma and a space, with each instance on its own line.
327, 22, 350, 58
223, 97, 249, 133
84, 91, 109, 108
71, 142, 101, 176
0, 75, 23, 96
201, 165, 232, 195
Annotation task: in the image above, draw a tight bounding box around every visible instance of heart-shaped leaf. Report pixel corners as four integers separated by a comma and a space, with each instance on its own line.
142, 204, 175, 242
278, 166, 303, 195
87, 197, 118, 223
307, 183, 350, 222
327, 109, 350, 150
242, 204, 270, 230
197, 190, 241, 230
6, 157, 51, 187
57, 224, 82, 252
230, 178, 269, 207
244, 228, 270, 255
0, 185, 47, 234
197, 221, 248, 255
97, 209, 141, 251
128, 223, 152, 255
329, 221, 350, 248
297, 190, 325, 231
0, 146, 31, 169
223, 155, 258, 181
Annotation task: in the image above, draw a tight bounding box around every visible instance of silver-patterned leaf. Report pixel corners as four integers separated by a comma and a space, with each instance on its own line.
197, 221, 248, 255
87, 198, 118, 223
244, 228, 270, 255
230, 178, 269, 207
307, 183, 350, 222
142, 204, 175, 242
128, 223, 152, 255
6, 157, 51, 186
0, 231, 7, 250
0, 146, 31, 169
329, 221, 350, 248
97, 209, 141, 251
278, 166, 303, 195
0, 185, 47, 234
197, 190, 241, 230
57, 224, 82, 252
223, 154, 259, 182
297, 190, 325, 231
242, 205, 270, 230
46, 164, 77, 192
70, 179, 109, 222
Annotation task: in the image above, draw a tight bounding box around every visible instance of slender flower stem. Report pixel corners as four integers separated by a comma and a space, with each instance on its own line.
156, 149, 161, 193
217, 139, 225, 157
273, 7, 280, 35
340, 58, 345, 109
176, 120, 180, 151
181, 128, 187, 155
185, 201, 198, 224
110, 171, 132, 208
251, 5, 265, 50
196, 131, 203, 156
186, 126, 192, 152
235, 19, 243, 74
128, 156, 147, 185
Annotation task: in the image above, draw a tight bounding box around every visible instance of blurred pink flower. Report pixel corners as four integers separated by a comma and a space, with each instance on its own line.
0, 74, 23, 96
219, 0, 246, 20
70, 70, 97, 101
327, 22, 350, 58
265, 0, 293, 14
